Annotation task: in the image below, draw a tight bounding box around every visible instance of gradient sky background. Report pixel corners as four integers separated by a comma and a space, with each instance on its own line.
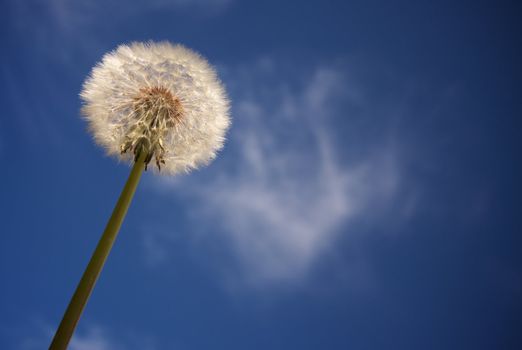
1, 0, 521, 349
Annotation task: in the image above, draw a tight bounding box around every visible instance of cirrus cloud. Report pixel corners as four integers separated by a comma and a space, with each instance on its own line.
147, 58, 401, 287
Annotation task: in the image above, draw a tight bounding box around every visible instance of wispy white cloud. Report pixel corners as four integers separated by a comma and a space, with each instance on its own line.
7, 0, 233, 68
43, 0, 233, 31
68, 326, 120, 350
19, 323, 115, 350
19, 320, 155, 350
148, 58, 401, 287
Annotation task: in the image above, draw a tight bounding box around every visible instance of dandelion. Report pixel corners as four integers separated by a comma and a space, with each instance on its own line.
81, 41, 230, 173
50, 42, 230, 349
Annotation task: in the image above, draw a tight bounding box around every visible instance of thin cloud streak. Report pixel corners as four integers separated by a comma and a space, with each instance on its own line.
43, 0, 233, 30
18, 321, 155, 350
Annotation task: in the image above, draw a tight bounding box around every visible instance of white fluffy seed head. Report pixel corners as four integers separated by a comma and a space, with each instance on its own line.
80, 41, 231, 175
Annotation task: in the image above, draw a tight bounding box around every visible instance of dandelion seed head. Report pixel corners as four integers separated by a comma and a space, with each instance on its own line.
80, 41, 231, 174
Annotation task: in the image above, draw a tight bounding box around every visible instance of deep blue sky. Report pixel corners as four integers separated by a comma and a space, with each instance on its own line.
1, 0, 521, 349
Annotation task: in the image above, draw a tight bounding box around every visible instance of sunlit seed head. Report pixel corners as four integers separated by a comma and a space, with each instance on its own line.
80, 41, 231, 175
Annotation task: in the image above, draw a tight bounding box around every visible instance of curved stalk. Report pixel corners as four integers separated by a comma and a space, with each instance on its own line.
50, 153, 146, 349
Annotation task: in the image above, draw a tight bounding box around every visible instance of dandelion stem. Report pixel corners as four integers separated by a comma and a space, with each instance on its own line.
50, 152, 147, 350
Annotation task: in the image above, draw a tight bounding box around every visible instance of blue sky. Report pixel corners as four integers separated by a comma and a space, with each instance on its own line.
1, 0, 521, 349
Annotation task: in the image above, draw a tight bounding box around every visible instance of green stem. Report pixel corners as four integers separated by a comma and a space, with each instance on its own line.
50, 153, 147, 350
